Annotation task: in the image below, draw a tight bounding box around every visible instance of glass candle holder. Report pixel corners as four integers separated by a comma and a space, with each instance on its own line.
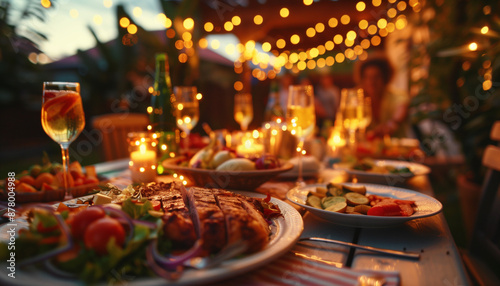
236, 130, 264, 159
128, 132, 157, 184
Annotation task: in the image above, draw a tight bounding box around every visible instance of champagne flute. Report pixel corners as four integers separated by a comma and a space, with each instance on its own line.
174, 86, 199, 154
41, 82, 85, 198
341, 88, 363, 146
358, 95, 372, 141
286, 85, 316, 186
234, 92, 253, 131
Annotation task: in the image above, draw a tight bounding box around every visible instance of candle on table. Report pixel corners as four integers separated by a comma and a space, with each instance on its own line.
129, 143, 157, 183
236, 137, 264, 159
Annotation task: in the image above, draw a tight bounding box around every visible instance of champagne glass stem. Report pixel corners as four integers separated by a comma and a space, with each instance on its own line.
183, 131, 190, 155
297, 139, 305, 186
60, 143, 72, 199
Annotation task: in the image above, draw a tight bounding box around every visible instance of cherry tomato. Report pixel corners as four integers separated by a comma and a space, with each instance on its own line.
69, 207, 106, 239
84, 217, 126, 255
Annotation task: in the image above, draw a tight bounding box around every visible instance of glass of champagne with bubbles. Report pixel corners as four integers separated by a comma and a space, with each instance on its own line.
41, 82, 85, 198
174, 86, 199, 154
234, 92, 253, 131
286, 85, 316, 186
341, 88, 363, 146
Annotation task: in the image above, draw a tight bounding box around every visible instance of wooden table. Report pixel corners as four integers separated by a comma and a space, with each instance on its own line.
94, 159, 471, 285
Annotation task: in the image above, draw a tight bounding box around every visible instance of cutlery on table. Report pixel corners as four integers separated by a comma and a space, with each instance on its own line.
299, 237, 420, 259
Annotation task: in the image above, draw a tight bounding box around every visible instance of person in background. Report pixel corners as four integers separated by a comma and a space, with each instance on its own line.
356, 55, 409, 138
277, 72, 295, 113
314, 73, 340, 129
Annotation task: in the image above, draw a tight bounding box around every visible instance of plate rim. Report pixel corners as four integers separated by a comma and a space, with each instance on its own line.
286, 182, 442, 228
334, 159, 431, 178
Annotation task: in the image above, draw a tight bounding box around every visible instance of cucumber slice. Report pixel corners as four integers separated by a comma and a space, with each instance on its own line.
345, 192, 370, 206
324, 202, 347, 213
327, 183, 346, 196
306, 195, 322, 209
342, 184, 367, 195
321, 196, 347, 209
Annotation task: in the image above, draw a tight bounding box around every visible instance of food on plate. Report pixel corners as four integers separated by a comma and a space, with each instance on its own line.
0, 155, 99, 196
305, 183, 416, 216
1, 182, 282, 283
216, 158, 256, 171
351, 158, 414, 175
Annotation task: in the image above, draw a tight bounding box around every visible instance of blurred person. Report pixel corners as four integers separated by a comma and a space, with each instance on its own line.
356, 55, 409, 138
277, 72, 295, 113
314, 73, 340, 129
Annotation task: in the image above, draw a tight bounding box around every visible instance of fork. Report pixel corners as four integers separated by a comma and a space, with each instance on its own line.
299, 237, 420, 259
183, 241, 248, 270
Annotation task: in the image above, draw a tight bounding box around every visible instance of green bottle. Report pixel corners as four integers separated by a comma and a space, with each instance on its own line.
150, 53, 178, 174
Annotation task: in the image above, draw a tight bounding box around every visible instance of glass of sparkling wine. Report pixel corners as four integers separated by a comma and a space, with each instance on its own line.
286, 85, 316, 186
234, 92, 253, 131
174, 86, 199, 154
341, 88, 363, 146
41, 82, 85, 198
358, 95, 372, 141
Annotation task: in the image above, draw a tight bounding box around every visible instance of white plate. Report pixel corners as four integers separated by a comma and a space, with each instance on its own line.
286, 183, 442, 228
334, 160, 430, 184
0, 191, 303, 285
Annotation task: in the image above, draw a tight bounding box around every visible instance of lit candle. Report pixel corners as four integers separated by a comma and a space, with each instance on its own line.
130, 144, 157, 183
236, 138, 264, 159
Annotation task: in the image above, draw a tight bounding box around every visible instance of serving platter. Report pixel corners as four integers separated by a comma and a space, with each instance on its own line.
286, 183, 442, 228
163, 159, 293, 190
0, 191, 303, 285
334, 160, 430, 184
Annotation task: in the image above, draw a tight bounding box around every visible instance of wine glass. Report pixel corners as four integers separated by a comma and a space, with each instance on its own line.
234, 92, 253, 131
286, 85, 316, 186
41, 82, 85, 198
174, 86, 199, 154
341, 88, 363, 146
358, 95, 372, 141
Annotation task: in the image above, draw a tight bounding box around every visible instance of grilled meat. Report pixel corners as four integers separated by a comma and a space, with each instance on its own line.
215, 191, 270, 253
140, 182, 196, 249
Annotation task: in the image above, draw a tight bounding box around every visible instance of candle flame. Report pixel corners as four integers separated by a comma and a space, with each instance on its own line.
140, 144, 147, 153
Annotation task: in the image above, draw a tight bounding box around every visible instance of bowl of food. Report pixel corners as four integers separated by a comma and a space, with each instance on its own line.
162, 151, 293, 190
0, 160, 105, 203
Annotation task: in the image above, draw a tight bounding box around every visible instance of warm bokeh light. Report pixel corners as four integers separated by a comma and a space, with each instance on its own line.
254, 15, 263, 25
280, 8, 289, 18
276, 38, 286, 49
481, 26, 489, 34
262, 42, 271, 52
377, 18, 387, 29
346, 30, 357, 41
232, 16, 241, 26
315, 23, 325, 33
183, 18, 194, 30
356, 1, 366, 11
387, 8, 397, 18
372, 0, 382, 7
41, 0, 51, 8
119, 17, 130, 28
371, 35, 382, 46
359, 19, 368, 29
290, 34, 300, 44
127, 24, 137, 34
468, 42, 478, 51
340, 15, 350, 25
224, 21, 234, 31
198, 38, 208, 49
204, 22, 214, 32
303, 0, 313, 5
234, 81, 243, 91
328, 18, 338, 28
306, 27, 316, 37
333, 34, 343, 44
